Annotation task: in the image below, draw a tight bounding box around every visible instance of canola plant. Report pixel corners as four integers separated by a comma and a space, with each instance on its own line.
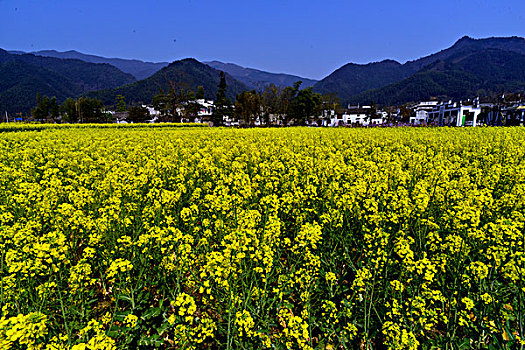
0, 125, 524, 349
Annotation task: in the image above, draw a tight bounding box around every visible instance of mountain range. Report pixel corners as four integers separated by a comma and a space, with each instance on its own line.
87, 58, 249, 105
3, 35, 525, 114
0, 49, 136, 113
313, 36, 525, 104
205, 61, 317, 90
347, 48, 525, 105
10, 50, 170, 80
9, 50, 317, 90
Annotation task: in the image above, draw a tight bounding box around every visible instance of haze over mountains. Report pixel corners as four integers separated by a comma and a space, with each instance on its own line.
2, 35, 525, 114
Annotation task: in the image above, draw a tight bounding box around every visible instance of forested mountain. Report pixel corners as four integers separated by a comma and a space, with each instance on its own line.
314, 36, 525, 104
88, 58, 249, 105
404, 36, 525, 72
313, 60, 409, 101
348, 49, 525, 105
205, 61, 318, 90
0, 49, 136, 113
11, 50, 169, 80
0, 60, 78, 114
4, 35, 525, 114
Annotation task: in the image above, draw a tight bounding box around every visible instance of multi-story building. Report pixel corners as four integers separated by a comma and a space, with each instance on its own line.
427, 101, 481, 126
409, 101, 439, 125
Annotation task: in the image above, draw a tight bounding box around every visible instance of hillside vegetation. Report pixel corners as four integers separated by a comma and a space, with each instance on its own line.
314, 36, 525, 105
0, 49, 136, 113
88, 58, 249, 105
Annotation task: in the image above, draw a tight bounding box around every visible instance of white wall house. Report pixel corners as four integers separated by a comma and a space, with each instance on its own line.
142, 105, 160, 123
197, 99, 214, 119
223, 114, 239, 126
428, 101, 481, 126
330, 113, 350, 126
370, 111, 387, 125
329, 112, 368, 126
176, 99, 214, 123
410, 101, 439, 125
329, 106, 380, 126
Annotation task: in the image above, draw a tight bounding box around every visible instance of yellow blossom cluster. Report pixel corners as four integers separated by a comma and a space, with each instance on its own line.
0, 125, 524, 348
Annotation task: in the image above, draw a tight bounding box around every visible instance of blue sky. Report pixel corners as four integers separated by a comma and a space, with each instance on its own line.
1, 0, 524, 79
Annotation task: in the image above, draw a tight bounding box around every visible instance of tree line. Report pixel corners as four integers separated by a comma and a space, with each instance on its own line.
148, 72, 340, 126
31, 94, 111, 123
26, 71, 343, 125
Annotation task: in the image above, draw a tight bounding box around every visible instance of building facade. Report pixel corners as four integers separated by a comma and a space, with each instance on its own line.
427, 102, 481, 126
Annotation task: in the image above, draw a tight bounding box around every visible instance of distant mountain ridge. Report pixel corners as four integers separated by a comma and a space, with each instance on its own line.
313, 59, 409, 100
205, 61, 318, 90
404, 36, 525, 72
349, 48, 525, 105
88, 58, 249, 105
314, 36, 525, 105
4, 36, 525, 113
10, 49, 169, 80
0, 49, 136, 113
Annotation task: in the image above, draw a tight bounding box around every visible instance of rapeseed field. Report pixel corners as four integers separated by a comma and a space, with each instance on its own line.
0, 126, 524, 349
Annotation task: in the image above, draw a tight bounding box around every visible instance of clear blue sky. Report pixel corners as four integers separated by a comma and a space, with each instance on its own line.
1, 0, 524, 79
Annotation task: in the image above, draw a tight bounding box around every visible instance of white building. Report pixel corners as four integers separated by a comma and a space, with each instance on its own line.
329, 106, 383, 126
427, 101, 481, 126
410, 101, 439, 125
223, 114, 239, 127
142, 105, 161, 123
197, 99, 214, 120
177, 99, 214, 123
370, 111, 387, 125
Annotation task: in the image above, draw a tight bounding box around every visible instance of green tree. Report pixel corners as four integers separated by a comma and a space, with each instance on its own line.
196, 86, 205, 100
166, 81, 189, 123
115, 95, 127, 112
77, 98, 105, 123
212, 71, 232, 126
287, 82, 322, 125
60, 98, 78, 123
49, 97, 60, 123
152, 90, 170, 122
127, 105, 150, 123
398, 105, 412, 123
235, 90, 262, 126
31, 94, 50, 121
262, 84, 283, 126
183, 90, 200, 122
279, 85, 296, 125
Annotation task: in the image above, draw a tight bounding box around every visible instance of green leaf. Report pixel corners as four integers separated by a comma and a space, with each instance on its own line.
139, 334, 164, 347
141, 307, 162, 320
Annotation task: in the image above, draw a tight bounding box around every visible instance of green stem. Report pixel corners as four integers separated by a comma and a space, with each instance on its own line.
227, 287, 233, 350
55, 274, 72, 346
0, 250, 4, 311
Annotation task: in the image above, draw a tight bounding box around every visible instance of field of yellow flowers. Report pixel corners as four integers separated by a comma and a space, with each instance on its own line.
0, 125, 524, 349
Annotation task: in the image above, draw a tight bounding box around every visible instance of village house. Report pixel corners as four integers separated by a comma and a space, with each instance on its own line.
197, 99, 214, 121
409, 101, 439, 125
329, 106, 376, 126
370, 111, 387, 125
178, 99, 215, 123
427, 101, 481, 126
143, 105, 160, 122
